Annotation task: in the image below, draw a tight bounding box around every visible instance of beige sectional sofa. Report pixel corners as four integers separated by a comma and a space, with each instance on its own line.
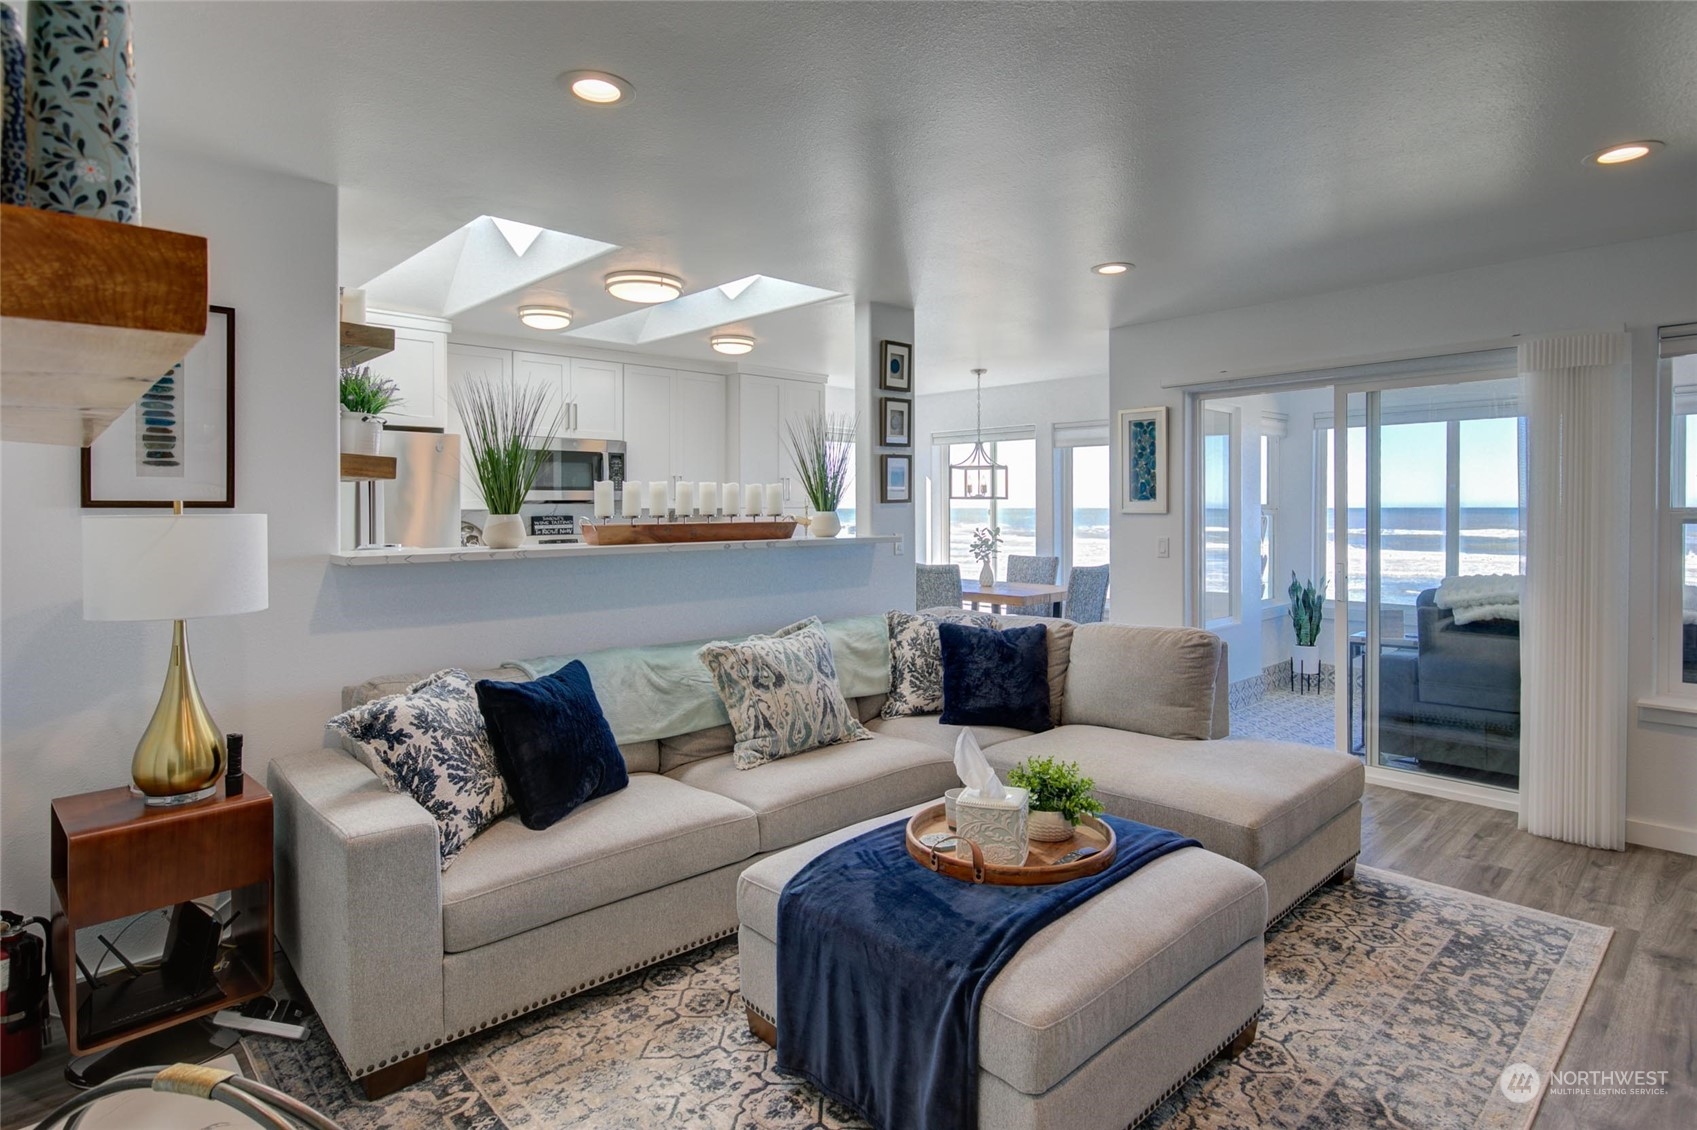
269, 617, 1363, 1097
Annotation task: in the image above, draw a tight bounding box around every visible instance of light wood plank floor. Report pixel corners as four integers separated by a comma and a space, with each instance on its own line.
3, 784, 1691, 1128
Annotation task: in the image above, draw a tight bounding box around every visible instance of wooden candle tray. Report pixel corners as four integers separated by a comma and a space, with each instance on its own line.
580, 519, 798, 546
905, 803, 1118, 885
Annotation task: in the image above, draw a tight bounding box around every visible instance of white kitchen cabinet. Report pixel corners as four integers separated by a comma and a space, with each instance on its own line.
729, 372, 826, 514
569, 358, 623, 439
362, 310, 450, 428
511, 351, 569, 431
623, 364, 727, 491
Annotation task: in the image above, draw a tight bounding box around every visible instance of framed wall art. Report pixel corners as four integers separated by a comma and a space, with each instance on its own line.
881, 454, 911, 503
879, 396, 912, 447
879, 340, 912, 392
1118, 405, 1167, 514
82, 305, 236, 508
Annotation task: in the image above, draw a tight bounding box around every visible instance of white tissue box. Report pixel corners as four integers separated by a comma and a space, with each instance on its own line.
955, 786, 1029, 866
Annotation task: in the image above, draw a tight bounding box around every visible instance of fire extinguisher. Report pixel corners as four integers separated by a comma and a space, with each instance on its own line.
1, 910, 52, 1076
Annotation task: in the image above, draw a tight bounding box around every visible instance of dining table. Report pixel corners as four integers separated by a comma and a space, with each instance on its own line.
960, 579, 1069, 617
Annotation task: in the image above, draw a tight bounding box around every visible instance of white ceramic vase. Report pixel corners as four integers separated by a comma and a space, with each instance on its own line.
1293, 644, 1321, 676
340, 411, 385, 456
979, 559, 995, 587
811, 511, 842, 538
1027, 809, 1074, 843
483, 514, 525, 550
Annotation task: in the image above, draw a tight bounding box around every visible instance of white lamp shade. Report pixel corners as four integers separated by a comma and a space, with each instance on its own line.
83, 514, 269, 621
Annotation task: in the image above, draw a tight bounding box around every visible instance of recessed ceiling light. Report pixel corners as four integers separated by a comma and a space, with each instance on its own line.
710, 334, 755, 356
605, 270, 683, 304
518, 305, 572, 331
560, 70, 633, 105
1092, 262, 1134, 275
1584, 140, 1664, 166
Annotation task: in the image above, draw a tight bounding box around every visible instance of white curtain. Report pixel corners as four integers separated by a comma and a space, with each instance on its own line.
1518, 332, 1632, 850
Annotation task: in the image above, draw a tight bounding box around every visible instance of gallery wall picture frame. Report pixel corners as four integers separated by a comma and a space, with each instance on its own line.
1118, 405, 1168, 514
879, 340, 912, 392
879, 396, 912, 447
881, 454, 911, 504
82, 305, 237, 508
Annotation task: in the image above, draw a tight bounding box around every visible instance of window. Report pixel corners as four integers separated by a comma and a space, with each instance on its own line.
1258, 433, 1280, 600
1067, 445, 1110, 568
944, 439, 1036, 569
1201, 409, 1234, 623
1660, 324, 1697, 690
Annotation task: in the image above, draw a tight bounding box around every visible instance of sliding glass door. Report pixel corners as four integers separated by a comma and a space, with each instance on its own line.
1340, 375, 1524, 792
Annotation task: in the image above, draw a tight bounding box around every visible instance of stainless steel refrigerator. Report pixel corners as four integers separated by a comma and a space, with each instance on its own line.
346, 429, 462, 549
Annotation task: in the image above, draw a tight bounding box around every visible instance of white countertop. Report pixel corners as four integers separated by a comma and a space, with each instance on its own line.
329, 534, 900, 566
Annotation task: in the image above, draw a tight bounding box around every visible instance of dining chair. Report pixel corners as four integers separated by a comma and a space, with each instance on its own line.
1007, 555, 1060, 584
915, 563, 964, 611
1065, 564, 1111, 623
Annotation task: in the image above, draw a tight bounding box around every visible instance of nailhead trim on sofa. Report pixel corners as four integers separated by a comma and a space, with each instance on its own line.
1125, 1012, 1260, 1129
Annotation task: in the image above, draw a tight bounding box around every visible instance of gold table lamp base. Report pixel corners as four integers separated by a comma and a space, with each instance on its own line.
131, 619, 225, 806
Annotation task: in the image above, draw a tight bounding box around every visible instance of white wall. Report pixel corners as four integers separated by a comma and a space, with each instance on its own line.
0, 152, 908, 919
854, 303, 919, 577
1109, 230, 1697, 850
912, 374, 1107, 563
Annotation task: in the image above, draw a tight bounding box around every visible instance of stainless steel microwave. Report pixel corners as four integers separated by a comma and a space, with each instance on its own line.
524, 437, 626, 503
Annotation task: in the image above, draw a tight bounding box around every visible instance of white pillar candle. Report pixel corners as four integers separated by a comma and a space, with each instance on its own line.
593, 479, 615, 518
699, 481, 719, 515
745, 483, 762, 516
765, 483, 785, 517
722, 482, 740, 516
649, 480, 670, 517
675, 480, 694, 516
622, 480, 643, 518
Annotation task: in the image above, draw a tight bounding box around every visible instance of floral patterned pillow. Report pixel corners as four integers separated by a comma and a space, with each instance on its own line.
698, 618, 872, 770
327, 669, 510, 870
882, 609, 999, 718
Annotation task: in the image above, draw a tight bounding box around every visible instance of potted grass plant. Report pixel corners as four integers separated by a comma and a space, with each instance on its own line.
1008, 755, 1105, 842
339, 366, 402, 455
1288, 571, 1325, 678
451, 377, 562, 549
970, 526, 1003, 587
784, 411, 856, 537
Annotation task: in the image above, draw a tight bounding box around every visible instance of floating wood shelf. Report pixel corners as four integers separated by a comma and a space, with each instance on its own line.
340, 453, 396, 481
580, 519, 798, 545
340, 321, 395, 366
1, 204, 208, 446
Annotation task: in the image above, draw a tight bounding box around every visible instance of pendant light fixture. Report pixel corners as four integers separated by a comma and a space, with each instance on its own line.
948, 368, 1008, 500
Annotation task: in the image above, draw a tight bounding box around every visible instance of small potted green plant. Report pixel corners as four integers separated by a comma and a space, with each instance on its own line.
784, 410, 855, 537
970, 526, 1003, 587
1008, 755, 1105, 842
451, 377, 563, 549
339, 366, 402, 455
1288, 571, 1325, 679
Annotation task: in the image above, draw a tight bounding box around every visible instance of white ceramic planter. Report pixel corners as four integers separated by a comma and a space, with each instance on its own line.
483, 514, 526, 550
1027, 809, 1074, 842
1293, 644, 1321, 676
340, 411, 385, 456
811, 511, 842, 538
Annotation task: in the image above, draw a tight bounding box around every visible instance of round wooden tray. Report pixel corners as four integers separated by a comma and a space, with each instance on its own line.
904, 803, 1117, 885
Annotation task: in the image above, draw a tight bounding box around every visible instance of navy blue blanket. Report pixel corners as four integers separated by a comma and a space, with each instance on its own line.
775, 814, 1199, 1130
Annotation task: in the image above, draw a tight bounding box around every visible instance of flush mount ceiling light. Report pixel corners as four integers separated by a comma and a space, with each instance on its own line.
1583, 140, 1664, 166
605, 270, 683, 304
710, 333, 755, 355
1092, 261, 1134, 275
560, 70, 633, 105
517, 305, 573, 331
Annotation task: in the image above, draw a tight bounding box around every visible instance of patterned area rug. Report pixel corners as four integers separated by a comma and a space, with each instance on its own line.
246, 866, 1609, 1129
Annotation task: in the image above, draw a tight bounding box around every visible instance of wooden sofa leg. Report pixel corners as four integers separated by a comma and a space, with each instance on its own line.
746, 1004, 777, 1049
1328, 859, 1357, 885
360, 1052, 428, 1100
1219, 1019, 1257, 1060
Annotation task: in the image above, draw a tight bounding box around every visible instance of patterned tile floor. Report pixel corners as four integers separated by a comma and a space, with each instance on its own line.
1230, 685, 1339, 749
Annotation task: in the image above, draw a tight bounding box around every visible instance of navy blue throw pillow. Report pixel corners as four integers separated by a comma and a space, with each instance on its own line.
475, 661, 628, 831
937, 622, 1053, 733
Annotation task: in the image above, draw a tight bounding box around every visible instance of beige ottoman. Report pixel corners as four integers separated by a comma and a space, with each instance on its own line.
737, 806, 1268, 1130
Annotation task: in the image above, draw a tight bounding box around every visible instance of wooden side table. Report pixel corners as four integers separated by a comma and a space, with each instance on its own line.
49, 781, 273, 1055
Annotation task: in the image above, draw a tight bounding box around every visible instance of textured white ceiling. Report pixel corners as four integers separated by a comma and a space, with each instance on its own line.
132, 2, 1697, 391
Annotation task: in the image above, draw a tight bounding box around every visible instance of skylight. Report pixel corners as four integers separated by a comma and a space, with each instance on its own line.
564, 275, 841, 346
361, 216, 616, 318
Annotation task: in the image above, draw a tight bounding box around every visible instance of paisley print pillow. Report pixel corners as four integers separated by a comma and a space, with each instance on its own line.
882, 609, 998, 718
698, 618, 871, 770
327, 669, 510, 870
